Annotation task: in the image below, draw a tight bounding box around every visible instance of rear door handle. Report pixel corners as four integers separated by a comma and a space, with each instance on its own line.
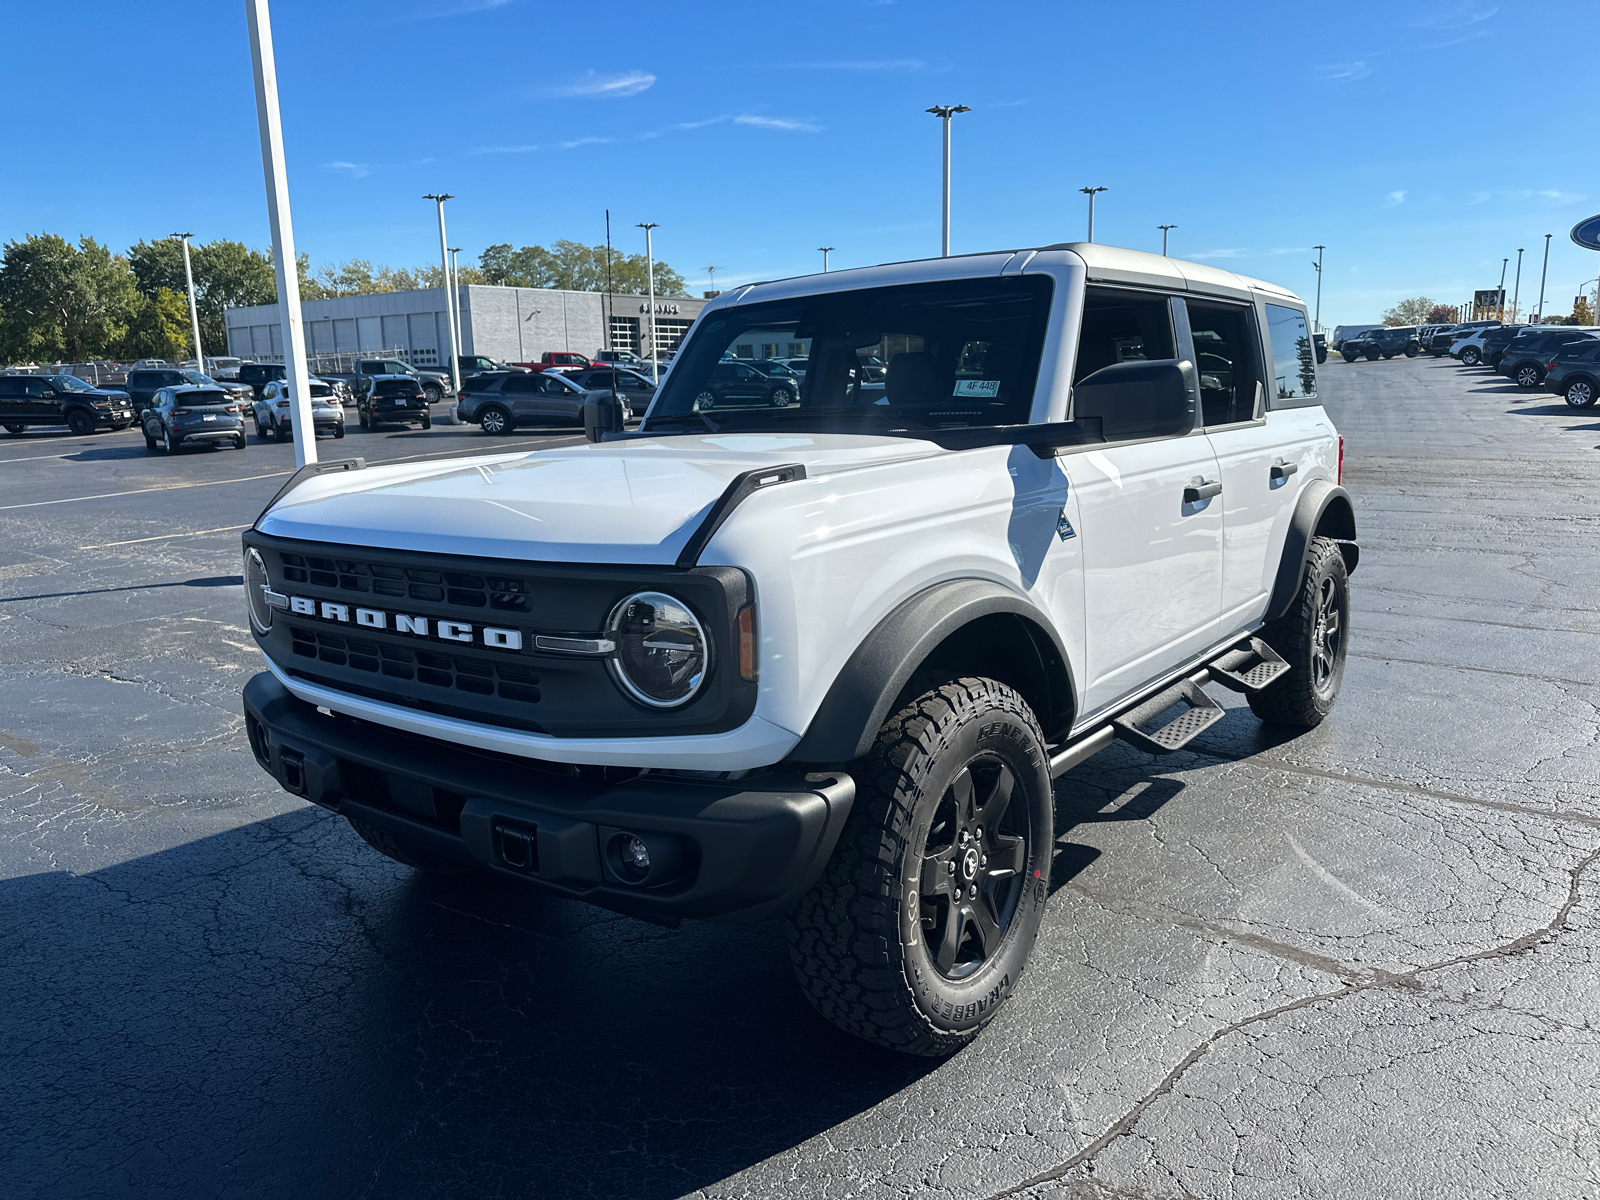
1270, 459, 1298, 480
1183, 478, 1222, 503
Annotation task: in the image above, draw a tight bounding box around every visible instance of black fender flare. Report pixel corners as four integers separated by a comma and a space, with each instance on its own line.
1266, 480, 1358, 622
786, 579, 1075, 764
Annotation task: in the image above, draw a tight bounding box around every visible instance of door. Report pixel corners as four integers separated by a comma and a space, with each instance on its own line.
1190, 299, 1310, 632
0, 377, 26, 425
1068, 288, 1225, 716
501, 374, 545, 420
18, 378, 60, 420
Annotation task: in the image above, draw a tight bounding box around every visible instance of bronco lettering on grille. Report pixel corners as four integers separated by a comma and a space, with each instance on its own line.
286, 595, 523, 652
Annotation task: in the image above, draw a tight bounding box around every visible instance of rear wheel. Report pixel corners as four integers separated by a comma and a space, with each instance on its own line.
334, 423, 346, 438
274, 418, 290, 443
1514, 364, 1544, 388
479, 404, 511, 435
786, 677, 1053, 1056
1249, 536, 1350, 729
3, 424, 25, 435
420, 413, 432, 430
1461, 346, 1481, 366
695, 391, 716, 410
66, 409, 96, 436
358, 407, 370, 430
769, 386, 794, 407
1404, 344, 1419, 358
1565, 378, 1597, 408
232, 432, 247, 450
348, 816, 472, 875
163, 428, 181, 455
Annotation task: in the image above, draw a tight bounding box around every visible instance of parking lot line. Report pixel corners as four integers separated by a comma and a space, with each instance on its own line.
79, 525, 253, 550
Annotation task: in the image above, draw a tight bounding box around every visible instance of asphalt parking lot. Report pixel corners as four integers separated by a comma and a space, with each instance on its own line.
3, 362, 1599, 1200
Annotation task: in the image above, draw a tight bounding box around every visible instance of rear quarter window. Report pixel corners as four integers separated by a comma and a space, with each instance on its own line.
1264, 304, 1318, 407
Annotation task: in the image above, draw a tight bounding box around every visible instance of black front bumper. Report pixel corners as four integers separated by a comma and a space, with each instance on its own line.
243, 673, 854, 924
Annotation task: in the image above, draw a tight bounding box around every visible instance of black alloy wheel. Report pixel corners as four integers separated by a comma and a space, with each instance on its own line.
1381, 351, 1395, 360
1404, 344, 1420, 357
1565, 378, 1596, 408
1461, 346, 1481, 366
3, 424, 25, 435
1249, 536, 1350, 728
66, 409, 96, 436
1514, 364, 1543, 388
479, 404, 511, 435
1342, 350, 1361, 363
1365, 347, 1381, 361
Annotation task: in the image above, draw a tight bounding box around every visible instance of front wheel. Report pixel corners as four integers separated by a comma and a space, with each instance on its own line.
1461, 347, 1481, 366
1248, 536, 1350, 729
1565, 379, 1596, 408
786, 677, 1053, 1056
1381, 351, 1395, 360
694, 390, 716, 411
423, 384, 443, 405
66, 409, 96, 436
1404, 345, 1419, 358
478, 404, 511, 435
769, 386, 793, 408
3, 424, 26, 435
1342, 350, 1360, 363
1365, 347, 1381, 361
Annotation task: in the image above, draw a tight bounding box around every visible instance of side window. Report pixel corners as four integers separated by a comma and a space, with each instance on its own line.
1186, 301, 1261, 427
503, 376, 540, 393
0, 379, 18, 399
1264, 304, 1318, 405
21, 379, 47, 397
1073, 289, 1175, 383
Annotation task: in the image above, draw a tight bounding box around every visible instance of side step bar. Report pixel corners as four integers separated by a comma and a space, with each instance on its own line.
1047, 635, 1288, 777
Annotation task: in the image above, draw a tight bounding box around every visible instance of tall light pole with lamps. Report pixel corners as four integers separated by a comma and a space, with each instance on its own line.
170, 232, 207, 373
246, 0, 317, 466
1535, 232, 1553, 321
423, 194, 461, 409
1080, 187, 1107, 243
1511, 247, 1525, 322
818, 246, 833, 273
1158, 224, 1176, 256
637, 222, 659, 383
926, 104, 970, 257
1312, 245, 1325, 332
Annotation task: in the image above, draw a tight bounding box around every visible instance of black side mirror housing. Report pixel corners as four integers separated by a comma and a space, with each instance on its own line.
1070, 358, 1196, 442
582, 394, 626, 443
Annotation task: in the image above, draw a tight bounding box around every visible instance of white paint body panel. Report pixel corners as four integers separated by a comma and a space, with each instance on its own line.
255, 245, 1342, 770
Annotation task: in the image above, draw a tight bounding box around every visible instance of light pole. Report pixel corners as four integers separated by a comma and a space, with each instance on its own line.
1512, 247, 1525, 323
818, 246, 833, 273
1312, 245, 1325, 332
423, 194, 461, 411
170, 232, 206, 373
1080, 187, 1108, 243
1536, 232, 1553, 322
447, 246, 463, 370
637, 222, 659, 383
926, 104, 970, 257
1158, 224, 1176, 256
246, 0, 316, 467
704, 266, 721, 294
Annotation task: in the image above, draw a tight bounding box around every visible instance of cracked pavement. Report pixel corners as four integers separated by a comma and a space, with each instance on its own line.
2, 359, 1597, 1198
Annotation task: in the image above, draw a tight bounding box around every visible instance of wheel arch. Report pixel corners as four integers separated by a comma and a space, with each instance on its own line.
1266, 481, 1358, 622
786, 580, 1077, 763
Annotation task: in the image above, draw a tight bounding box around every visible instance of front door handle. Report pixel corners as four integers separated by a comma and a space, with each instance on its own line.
1270, 459, 1298, 481
1184, 478, 1222, 503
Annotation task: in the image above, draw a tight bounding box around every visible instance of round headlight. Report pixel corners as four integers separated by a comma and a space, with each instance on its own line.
244, 547, 273, 634
606, 591, 710, 708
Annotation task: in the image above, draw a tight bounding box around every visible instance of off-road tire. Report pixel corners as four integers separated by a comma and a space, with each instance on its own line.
1404, 344, 1419, 357
1365, 347, 1381, 361
66, 409, 96, 436
347, 816, 472, 875
1342, 350, 1360, 363
1381, 351, 1395, 360
1248, 536, 1350, 729
1461, 346, 1481, 366
786, 677, 1054, 1056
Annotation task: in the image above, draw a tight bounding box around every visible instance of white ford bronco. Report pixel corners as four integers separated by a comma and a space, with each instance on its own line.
241, 243, 1356, 1055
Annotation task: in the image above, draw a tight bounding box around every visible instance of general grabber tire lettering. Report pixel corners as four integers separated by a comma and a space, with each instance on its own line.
1249, 535, 1350, 729
786, 677, 1053, 1056
347, 816, 472, 875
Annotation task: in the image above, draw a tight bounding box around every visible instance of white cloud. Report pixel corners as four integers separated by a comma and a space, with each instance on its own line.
1383, 190, 1407, 207
1189, 249, 1246, 261
1410, 2, 1497, 27
325, 161, 373, 178
549, 70, 656, 99
734, 115, 822, 132
772, 59, 924, 71
1315, 60, 1372, 81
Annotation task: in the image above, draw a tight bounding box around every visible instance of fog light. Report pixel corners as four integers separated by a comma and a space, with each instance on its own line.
620, 834, 650, 879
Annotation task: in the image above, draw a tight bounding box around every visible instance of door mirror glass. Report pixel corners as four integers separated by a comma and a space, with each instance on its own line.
1072, 359, 1194, 441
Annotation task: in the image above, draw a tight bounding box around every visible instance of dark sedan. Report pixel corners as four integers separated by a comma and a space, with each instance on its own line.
1541, 340, 1600, 408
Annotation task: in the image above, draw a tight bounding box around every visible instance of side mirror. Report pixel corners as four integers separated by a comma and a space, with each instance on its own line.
1071, 358, 1195, 442
582, 395, 626, 443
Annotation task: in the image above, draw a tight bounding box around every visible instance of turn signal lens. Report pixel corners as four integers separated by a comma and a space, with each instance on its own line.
737, 604, 757, 682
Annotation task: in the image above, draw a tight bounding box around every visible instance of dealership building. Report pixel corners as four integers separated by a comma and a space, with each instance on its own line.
225, 285, 707, 367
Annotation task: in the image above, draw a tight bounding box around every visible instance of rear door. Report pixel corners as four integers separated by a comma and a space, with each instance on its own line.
0, 377, 27, 425
499, 374, 543, 420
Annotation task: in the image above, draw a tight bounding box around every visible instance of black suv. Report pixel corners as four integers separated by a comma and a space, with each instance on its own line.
1542, 340, 1600, 408
238, 363, 286, 401
1340, 326, 1420, 362
693, 359, 800, 409
357, 377, 432, 430
0, 374, 134, 435
1498, 329, 1598, 388
1476, 325, 1526, 369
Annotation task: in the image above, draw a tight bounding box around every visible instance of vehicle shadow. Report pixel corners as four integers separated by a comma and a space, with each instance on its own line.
1508, 403, 1579, 416
0, 810, 938, 1199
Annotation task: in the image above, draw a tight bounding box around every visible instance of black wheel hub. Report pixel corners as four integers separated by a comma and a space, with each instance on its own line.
919, 756, 1028, 979
1311, 576, 1344, 693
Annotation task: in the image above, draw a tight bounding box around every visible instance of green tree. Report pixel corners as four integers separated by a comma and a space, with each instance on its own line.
1573, 297, 1594, 325
1382, 296, 1439, 326
128, 237, 276, 353
0, 233, 139, 362
121, 287, 194, 361
477, 241, 686, 296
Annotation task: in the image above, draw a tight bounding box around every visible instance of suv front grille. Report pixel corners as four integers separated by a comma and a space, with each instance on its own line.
279, 552, 531, 613
289, 626, 542, 703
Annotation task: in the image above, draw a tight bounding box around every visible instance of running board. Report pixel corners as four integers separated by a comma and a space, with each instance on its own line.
1206, 637, 1290, 693
1111, 679, 1225, 755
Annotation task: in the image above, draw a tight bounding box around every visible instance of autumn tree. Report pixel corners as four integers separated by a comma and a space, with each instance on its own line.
1381, 297, 1440, 326
1425, 303, 1459, 324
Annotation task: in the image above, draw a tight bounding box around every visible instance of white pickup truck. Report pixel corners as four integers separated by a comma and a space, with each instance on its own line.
240, 243, 1356, 1055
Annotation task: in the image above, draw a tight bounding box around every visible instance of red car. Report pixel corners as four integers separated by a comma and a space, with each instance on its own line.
512, 351, 593, 372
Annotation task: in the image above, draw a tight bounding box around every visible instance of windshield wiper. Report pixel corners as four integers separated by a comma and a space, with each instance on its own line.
643, 410, 721, 434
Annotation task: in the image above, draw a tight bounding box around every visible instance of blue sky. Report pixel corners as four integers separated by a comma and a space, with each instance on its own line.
3, 0, 1594, 328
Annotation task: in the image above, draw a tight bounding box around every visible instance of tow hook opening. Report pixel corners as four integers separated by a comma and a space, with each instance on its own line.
278, 749, 307, 796
493, 819, 539, 874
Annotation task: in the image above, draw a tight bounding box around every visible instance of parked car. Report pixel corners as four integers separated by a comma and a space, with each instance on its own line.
778, 357, 810, 377
566, 366, 655, 412
1476, 325, 1528, 368
690, 359, 800, 409
253, 379, 346, 441
594, 349, 649, 370
0, 373, 134, 435
349, 359, 455, 405
1330, 323, 1383, 351
1540, 339, 1600, 408
1312, 333, 1327, 364
1497, 329, 1599, 388
125, 367, 250, 416
457, 369, 626, 433
749, 359, 805, 383
356, 376, 433, 430
238, 362, 287, 400
512, 351, 594, 372
1449, 328, 1496, 365
141, 385, 246, 453
239, 242, 1356, 1057
454, 354, 526, 376
1340, 326, 1420, 361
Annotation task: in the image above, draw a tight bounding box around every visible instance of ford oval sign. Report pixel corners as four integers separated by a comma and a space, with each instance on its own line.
1571, 214, 1600, 251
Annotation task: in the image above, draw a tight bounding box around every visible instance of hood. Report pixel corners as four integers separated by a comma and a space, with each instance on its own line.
256, 433, 944, 563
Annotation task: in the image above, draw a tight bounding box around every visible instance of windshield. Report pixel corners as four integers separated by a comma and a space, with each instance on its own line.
644, 276, 1052, 436
51, 375, 97, 392
180, 370, 217, 386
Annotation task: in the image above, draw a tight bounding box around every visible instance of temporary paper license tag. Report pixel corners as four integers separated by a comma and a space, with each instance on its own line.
952, 379, 1000, 398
